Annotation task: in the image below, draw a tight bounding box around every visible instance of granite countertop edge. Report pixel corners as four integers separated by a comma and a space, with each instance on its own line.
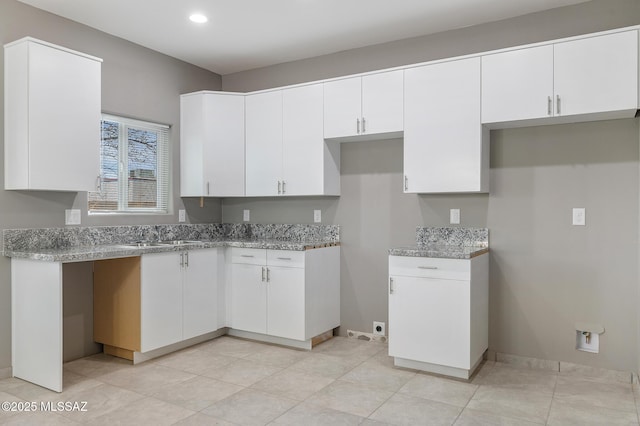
3, 240, 341, 262
388, 245, 489, 259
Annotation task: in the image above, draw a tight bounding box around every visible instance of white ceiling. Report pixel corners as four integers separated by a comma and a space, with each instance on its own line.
18, 0, 589, 75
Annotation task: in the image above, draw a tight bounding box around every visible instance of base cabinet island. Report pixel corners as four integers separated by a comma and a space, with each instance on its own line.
4, 223, 340, 392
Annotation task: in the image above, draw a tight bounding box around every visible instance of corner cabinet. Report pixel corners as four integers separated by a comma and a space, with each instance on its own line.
404, 57, 489, 193
180, 92, 245, 197
4, 37, 101, 191
323, 70, 403, 141
245, 85, 340, 196
482, 29, 638, 126
388, 254, 489, 379
228, 247, 340, 348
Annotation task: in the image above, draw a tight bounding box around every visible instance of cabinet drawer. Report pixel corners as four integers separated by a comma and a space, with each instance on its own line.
389, 256, 470, 280
267, 250, 305, 268
230, 248, 266, 265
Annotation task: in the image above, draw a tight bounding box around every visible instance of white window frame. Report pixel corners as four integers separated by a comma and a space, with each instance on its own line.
89, 114, 170, 214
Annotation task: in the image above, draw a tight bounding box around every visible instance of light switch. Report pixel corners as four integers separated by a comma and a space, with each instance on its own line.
450, 209, 460, 225
178, 209, 186, 222
243, 209, 250, 222
314, 210, 321, 223
65, 209, 81, 225
572, 208, 586, 226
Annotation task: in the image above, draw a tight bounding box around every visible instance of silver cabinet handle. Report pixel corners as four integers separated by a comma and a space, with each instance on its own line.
185, 251, 189, 267
261, 266, 266, 282
389, 277, 394, 294
206, 181, 210, 195
266, 267, 271, 282
277, 257, 292, 260
282, 181, 286, 194
362, 117, 366, 133
418, 266, 438, 270
180, 253, 184, 267
241, 254, 254, 258
96, 175, 102, 192
277, 180, 282, 195
356, 118, 360, 134
404, 176, 408, 191
556, 95, 561, 115
547, 96, 552, 116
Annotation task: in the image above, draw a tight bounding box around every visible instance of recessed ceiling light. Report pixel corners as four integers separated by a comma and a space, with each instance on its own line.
189, 13, 208, 24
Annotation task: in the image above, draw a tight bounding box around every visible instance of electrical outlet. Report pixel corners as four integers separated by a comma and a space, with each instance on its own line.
450, 209, 460, 224
65, 209, 81, 225
373, 321, 386, 336
243, 209, 250, 222
314, 209, 321, 223
572, 208, 586, 226
178, 209, 186, 222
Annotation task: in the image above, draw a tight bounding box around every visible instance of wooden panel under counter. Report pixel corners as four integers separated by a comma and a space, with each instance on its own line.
93, 257, 141, 360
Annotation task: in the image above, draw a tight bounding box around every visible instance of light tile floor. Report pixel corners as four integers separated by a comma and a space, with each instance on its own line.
0, 336, 639, 425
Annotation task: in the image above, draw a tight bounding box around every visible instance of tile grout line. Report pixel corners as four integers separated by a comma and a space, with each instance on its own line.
544, 370, 560, 426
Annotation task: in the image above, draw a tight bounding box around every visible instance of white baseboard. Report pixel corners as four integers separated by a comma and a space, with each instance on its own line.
495, 352, 634, 384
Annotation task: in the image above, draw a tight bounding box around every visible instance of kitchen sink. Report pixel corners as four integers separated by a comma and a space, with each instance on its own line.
157, 240, 201, 246
120, 241, 165, 248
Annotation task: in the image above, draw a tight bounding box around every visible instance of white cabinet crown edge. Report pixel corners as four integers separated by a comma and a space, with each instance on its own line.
4, 36, 103, 63
182, 25, 639, 97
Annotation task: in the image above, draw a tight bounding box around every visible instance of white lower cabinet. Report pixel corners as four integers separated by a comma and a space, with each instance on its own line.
388, 254, 488, 379
229, 247, 340, 344
141, 248, 219, 352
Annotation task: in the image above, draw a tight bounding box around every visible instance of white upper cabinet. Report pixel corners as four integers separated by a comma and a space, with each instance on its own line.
4, 37, 101, 191
324, 70, 403, 140
481, 45, 554, 123
482, 29, 638, 126
245, 90, 283, 196
282, 84, 340, 196
404, 58, 488, 193
553, 30, 638, 117
245, 84, 340, 197
180, 92, 245, 197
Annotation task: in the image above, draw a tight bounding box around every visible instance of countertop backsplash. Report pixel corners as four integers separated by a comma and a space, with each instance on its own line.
415, 226, 489, 247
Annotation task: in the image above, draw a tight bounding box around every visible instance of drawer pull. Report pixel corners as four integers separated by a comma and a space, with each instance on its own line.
241, 255, 254, 258
277, 257, 292, 260
418, 266, 438, 270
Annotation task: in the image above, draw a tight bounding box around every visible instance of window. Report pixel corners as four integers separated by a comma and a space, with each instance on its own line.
88, 114, 170, 213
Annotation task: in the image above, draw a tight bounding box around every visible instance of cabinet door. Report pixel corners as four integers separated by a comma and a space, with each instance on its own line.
282, 84, 324, 195
204, 94, 245, 196
554, 30, 638, 117
28, 42, 101, 191
404, 58, 486, 193
180, 94, 206, 196
361, 70, 404, 135
389, 275, 470, 369
323, 77, 362, 139
267, 266, 305, 340
140, 252, 183, 352
230, 263, 267, 334
183, 249, 219, 340
245, 91, 283, 196
481, 45, 554, 123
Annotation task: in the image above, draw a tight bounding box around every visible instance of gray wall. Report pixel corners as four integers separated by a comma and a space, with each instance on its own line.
0, 0, 223, 371
222, 0, 640, 372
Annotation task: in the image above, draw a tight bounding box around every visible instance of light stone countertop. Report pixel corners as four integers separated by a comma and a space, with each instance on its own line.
388, 245, 488, 259
3, 223, 340, 262
4, 239, 341, 262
